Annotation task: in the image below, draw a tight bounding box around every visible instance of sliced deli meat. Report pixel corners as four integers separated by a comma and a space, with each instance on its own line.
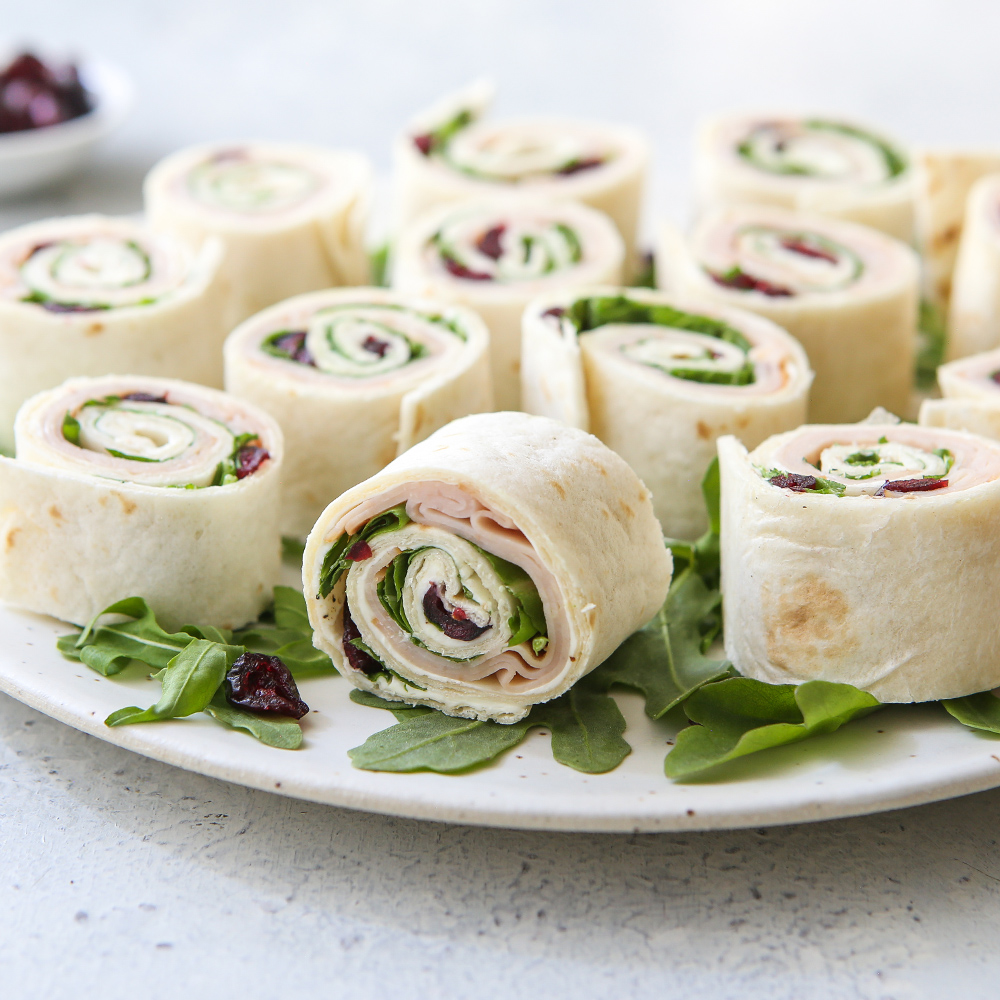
302, 411, 672, 722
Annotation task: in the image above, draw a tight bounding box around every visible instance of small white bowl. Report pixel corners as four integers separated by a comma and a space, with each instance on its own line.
0, 56, 133, 199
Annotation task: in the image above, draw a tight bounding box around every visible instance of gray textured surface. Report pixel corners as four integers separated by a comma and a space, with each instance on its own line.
4, 1, 1000, 996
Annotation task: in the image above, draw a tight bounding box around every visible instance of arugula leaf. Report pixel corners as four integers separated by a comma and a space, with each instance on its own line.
916, 299, 947, 391
348, 711, 533, 773
483, 551, 547, 647
631, 251, 656, 289
58, 597, 210, 676
204, 690, 303, 749
272, 585, 311, 633
663, 457, 721, 589
62, 411, 81, 445
281, 535, 305, 565
663, 678, 881, 780
348, 676, 628, 774
595, 567, 731, 719
349, 687, 433, 721
369, 243, 391, 287
942, 692, 1000, 733
105, 639, 230, 727
318, 504, 410, 598
377, 549, 416, 632
532, 683, 630, 773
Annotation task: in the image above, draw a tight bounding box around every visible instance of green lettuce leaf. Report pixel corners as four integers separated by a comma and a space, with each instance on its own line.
664, 677, 881, 780
347, 675, 628, 775
204, 690, 303, 749
57, 597, 221, 676
595, 567, 731, 719
942, 692, 1000, 733
348, 711, 533, 773
318, 504, 410, 598
105, 639, 231, 727
915, 299, 947, 391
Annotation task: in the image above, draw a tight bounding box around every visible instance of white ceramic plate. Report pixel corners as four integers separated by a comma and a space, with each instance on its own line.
4, 601, 1000, 832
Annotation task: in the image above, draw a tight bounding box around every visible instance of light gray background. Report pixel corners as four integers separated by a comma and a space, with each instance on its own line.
2, 2, 1000, 997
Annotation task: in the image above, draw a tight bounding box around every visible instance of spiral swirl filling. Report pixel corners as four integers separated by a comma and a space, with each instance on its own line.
736, 119, 907, 182
258, 303, 470, 377
186, 148, 322, 213
431, 211, 583, 283
317, 485, 563, 693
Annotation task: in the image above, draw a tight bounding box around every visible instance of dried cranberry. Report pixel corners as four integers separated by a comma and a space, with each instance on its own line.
442, 254, 493, 281
270, 330, 315, 366
542, 306, 566, 319
991, 370, 1000, 386
362, 335, 390, 358
709, 267, 794, 298
882, 478, 949, 493
422, 582, 491, 640
346, 540, 372, 561
342, 600, 381, 675
235, 443, 269, 479
779, 237, 838, 264
476, 225, 506, 260
769, 472, 819, 491
122, 392, 168, 403
557, 157, 604, 176
37, 301, 101, 313
225, 651, 308, 718
0, 51, 91, 134
413, 133, 434, 156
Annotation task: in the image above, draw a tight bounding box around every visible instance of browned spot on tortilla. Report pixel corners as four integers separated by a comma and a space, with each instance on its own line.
736, 415, 750, 430
86, 322, 105, 336
5, 527, 20, 550
48, 505, 63, 521
618, 499, 634, 520
696, 421, 711, 440
932, 223, 960, 251
114, 492, 137, 515
549, 480, 566, 499
377, 438, 399, 466
763, 574, 857, 674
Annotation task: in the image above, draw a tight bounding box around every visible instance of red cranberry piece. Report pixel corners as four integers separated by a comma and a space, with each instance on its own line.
991, 370, 1000, 385
342, 600, 382, 675
235, 443, 269, 479
557, 157, 604, 176
121, 392, 169, 403
225, 651, 308, 718
422, 582, 491, 640
769, 472, 819, 492
413, 134, 434, 156
442, 254, 493, 281
362, 335, 390, 358
542, 306, 566, 319
709, 268, 794, 298
882, 478, 949, 493
780, 237, 838, 264
475, 225, 506, 261
271, 330, 315, 365
346, 540, 372, 562
0, 52, 91, 133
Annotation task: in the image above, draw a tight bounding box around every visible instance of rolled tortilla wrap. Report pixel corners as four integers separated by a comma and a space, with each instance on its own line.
303, 411, 672, 722
696, 113, 914, 242
913, 150, 1000, 307
145, 141, 373, 327
918, 346, 1000, 438
224, 287, 493, 538
947, 173, 1000, 360
719, 422, 1000, 701
0, 375, 283, 630
393, 80, 647, 272
392, 198, 624, 408
0, 214, 225, 454
659, 205, 919, 423
520, 287, 812, 539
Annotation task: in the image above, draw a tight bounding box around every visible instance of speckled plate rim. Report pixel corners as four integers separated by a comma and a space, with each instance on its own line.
3, 603, 1000, 833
